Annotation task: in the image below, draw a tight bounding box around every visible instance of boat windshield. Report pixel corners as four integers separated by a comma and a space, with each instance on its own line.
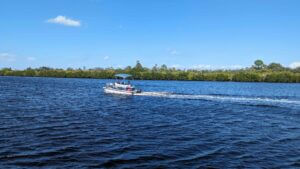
115, 74, 132, 79
114, 74, 133, 85
116, 80, 130, 85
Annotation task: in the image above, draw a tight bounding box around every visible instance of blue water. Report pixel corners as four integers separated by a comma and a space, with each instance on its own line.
0, 76, 299, 168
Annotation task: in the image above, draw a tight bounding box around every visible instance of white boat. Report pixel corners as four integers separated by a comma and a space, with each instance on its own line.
103, 74, 142, 95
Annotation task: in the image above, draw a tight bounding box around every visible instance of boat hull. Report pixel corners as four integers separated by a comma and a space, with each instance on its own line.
103, 87, 136, 95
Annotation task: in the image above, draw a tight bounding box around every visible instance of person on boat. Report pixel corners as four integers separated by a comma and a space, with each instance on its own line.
126, 86, 132, 91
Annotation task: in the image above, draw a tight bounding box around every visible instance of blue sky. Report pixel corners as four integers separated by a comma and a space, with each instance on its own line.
1, 0, 300, 69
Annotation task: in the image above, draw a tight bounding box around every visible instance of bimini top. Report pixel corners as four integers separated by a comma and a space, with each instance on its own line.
115, 73, 132, 79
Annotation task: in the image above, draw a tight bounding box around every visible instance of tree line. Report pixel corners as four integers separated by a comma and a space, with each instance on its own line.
0, 60, 300, 83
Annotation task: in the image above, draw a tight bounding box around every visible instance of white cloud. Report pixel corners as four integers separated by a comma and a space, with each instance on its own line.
170, 50, 179, 55
220, 65, 243, 70
170, 64, 183, 69
192, 64, 244, 70
47, 15, 81, 27
0, 53, 15, 62
115, 65, 124, 68
27, 56, 36, 61
167, 48, 180, 55
289, 62, 300, 69
192, 64, 212, 70
103, 56, 109, 60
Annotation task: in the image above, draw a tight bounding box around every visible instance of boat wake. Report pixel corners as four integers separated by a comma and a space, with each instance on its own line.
136, 92, 300, 107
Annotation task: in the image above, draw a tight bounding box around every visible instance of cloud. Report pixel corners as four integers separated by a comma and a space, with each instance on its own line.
192, 64, 212, 70
220, 65, 243, 70
167, 48, 180, 55
0, 53, 15, 62
289, 62, 300, 69
46, 15, 81, 27
170, 64, 183, 69
192, 64, 244, 70
170, 50, 179, 55
27, 57, 36, 61
115, 65, 124, 68
103, 56, 109, 60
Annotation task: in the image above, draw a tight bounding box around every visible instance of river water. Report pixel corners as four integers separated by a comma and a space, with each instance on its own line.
0, 76, 299, 168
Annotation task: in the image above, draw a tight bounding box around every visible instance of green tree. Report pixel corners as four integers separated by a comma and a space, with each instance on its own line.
1, 61, 299, 83
268, 63, 284, 71
134, 60, 143, 72
152, 64, 158, 72
160, 64, 168, 71
254, 59, 265, 70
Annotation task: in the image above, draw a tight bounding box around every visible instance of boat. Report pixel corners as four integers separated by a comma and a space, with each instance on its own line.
103, 74, 142, 95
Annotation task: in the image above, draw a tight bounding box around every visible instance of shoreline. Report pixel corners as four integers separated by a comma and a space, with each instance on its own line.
1, 75, 299, 84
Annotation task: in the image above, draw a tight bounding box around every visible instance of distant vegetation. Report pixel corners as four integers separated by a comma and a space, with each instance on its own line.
1, 60, 300, 83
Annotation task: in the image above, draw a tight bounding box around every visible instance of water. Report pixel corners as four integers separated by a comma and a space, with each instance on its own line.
0, 76, 300, 168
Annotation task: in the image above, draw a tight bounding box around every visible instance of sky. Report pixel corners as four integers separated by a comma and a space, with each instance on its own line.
1, 0, 300, 69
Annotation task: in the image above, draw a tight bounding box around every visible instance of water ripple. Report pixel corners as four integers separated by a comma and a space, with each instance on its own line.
0, 77, 299, 168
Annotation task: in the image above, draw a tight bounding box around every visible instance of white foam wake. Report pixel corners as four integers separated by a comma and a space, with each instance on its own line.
136, 92, 300, 106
